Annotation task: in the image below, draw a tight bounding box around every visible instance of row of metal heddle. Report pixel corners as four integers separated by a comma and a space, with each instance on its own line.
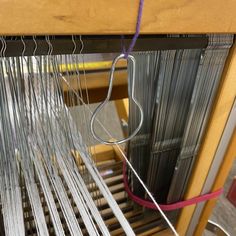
127, 34, 233, 207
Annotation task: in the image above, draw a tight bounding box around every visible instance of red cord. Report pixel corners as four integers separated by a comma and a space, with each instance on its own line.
123, 162, 223, 211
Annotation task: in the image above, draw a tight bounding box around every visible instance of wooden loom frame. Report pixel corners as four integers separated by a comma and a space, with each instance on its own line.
0, 1, 236, 235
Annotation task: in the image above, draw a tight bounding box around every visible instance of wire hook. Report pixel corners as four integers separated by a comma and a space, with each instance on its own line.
0, 36, 7, 58
90, 53, 143, 145
32, 36, 38, 57
72, 35, 77, 55
21, 36, 26, 57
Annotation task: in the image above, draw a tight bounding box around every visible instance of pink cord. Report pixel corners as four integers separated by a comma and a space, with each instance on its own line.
123, 162, 223, 211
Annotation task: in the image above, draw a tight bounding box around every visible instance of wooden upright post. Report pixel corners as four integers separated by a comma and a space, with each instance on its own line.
176, 44, 236, 235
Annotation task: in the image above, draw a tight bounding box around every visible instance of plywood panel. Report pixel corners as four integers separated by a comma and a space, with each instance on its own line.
0, 0, 236, 35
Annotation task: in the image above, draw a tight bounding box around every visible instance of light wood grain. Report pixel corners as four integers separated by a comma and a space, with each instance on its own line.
62, 70, 128, 105
58, 60, 127, 73
61, 70, 127, 92
137, 228, 172, 236
176, 44, 236, 235
114, 98, 129, 122
73, 144, 115, 163
0, 0, 236, 35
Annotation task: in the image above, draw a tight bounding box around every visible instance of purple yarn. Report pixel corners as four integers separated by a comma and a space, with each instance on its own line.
123, 0, 144, 58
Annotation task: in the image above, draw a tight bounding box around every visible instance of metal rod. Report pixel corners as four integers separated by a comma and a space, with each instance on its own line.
2, 35, 208, 57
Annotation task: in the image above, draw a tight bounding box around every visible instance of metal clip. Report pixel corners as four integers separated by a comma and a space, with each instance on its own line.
90, 53, 143, 145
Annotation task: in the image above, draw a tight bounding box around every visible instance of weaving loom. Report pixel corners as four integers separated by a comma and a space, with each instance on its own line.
0, 1, 236, 236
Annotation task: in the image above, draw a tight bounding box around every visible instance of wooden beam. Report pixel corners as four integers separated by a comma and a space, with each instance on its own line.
60, 60, 128, 105
61, 70, 127, 92
176, 44, 236, 235
64, 84, 128, 105
114, 98, 129, 137
0, 0, 236, 35
194, 130, 236, 235
73, 144, 116, 163
62, 70, 128, 105
114, 98, 129, 122
137, 227, 172, 236
58, 60, 127, 74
